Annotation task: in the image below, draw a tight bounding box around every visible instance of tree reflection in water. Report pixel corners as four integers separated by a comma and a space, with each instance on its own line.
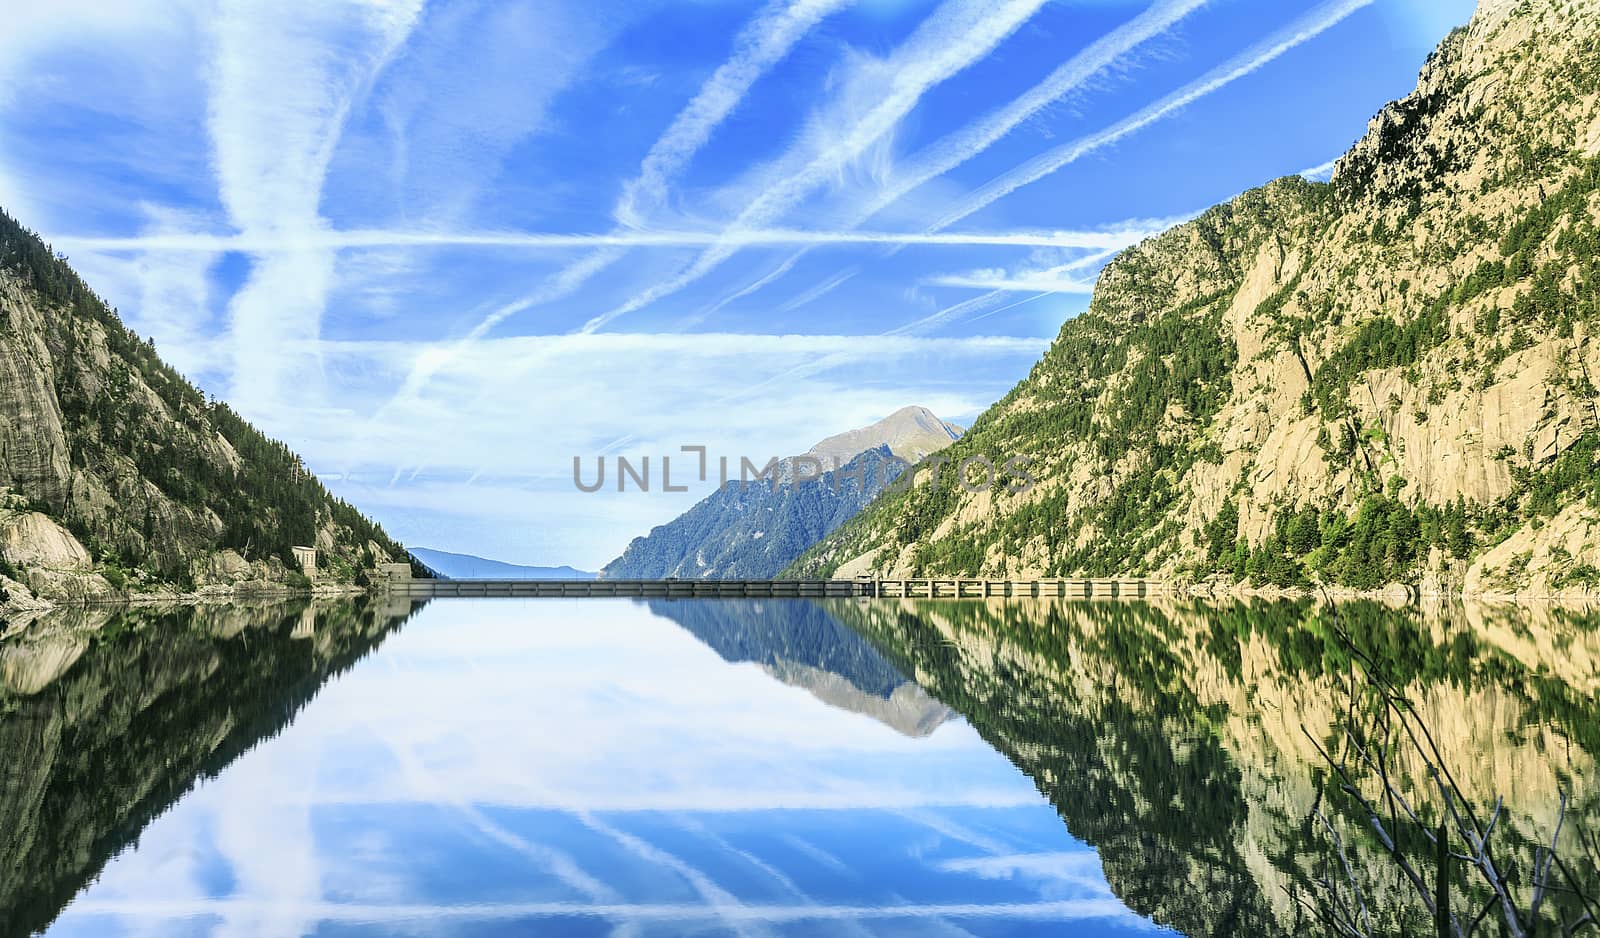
0, 597, 426, 938
825, 597, 1600, 938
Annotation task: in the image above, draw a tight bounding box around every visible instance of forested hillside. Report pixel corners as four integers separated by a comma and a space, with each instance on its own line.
0, 208, 406, 602
791, 0, 1600, 597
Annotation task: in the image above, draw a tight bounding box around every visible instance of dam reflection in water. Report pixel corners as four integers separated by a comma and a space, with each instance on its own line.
0, 595, 1596, 936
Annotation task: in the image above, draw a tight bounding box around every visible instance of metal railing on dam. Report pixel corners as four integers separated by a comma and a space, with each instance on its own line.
386, 578, 1167, 599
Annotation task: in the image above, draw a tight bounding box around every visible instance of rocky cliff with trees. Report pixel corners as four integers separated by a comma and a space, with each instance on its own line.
0, 209, 407, 608
791, 0, 1600, 598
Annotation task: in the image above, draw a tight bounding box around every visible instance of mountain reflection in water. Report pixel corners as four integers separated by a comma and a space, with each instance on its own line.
644, 599, 954, 737
822, 597, 1600, 936
0, 595, 1595, 936
0, 597, 428, 938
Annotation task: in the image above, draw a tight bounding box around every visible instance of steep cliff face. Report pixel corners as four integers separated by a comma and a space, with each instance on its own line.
0, 208, 406, 602
792, 0, 1600, 596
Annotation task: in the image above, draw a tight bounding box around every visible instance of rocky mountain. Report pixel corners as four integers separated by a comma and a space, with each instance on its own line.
0, 208, 407, 606
790, 0, 1600, 598
802, 405, 961, 466
602, 407, 961, 579
408, 547, 593, 580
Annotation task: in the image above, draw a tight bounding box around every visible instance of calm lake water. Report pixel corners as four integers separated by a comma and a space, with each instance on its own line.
1, 596, 1597, 936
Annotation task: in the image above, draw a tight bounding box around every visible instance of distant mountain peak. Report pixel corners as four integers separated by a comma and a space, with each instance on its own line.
600, 406, 963, 580
804, 405, 962, 466
409, 547, 594, 580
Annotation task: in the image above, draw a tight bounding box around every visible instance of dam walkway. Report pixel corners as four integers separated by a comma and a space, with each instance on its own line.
385, 577, 1167, 600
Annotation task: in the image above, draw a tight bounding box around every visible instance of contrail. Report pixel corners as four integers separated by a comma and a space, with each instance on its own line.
54, 226, 1165, 253
206, 0, 425, 414
925, 243, 1128, 294
870, 0, 1210, 228
616, 0, 856, 228
423, 0, 855, 353
696, 0, 1209, 312
773, 266, 860, 313
355, 0, 854, 477
927, 0, 1377, 232
853, 1, 1370, 343
580, 0, 1052, 333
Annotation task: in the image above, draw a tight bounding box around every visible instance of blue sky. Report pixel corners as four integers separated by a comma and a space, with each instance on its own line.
0, 0, 1475, 567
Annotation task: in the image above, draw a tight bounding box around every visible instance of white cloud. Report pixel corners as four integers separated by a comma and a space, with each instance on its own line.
122, 206, 220, 380
615, 0, 856, 228
691, 0, 1208, 309
582, 0, 1053, 332
1299, 157, 1339, 181
306, 331, 1042, 468
0, 0, 206, 231
0, 0, 199, 108
204, 0, 425, 413
927, 0, 1378, 232
51, 225, 1178, 253
0, 163, 41, 233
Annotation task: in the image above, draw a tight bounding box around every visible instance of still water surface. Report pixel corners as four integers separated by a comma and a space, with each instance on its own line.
1, 596, 1597, 936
